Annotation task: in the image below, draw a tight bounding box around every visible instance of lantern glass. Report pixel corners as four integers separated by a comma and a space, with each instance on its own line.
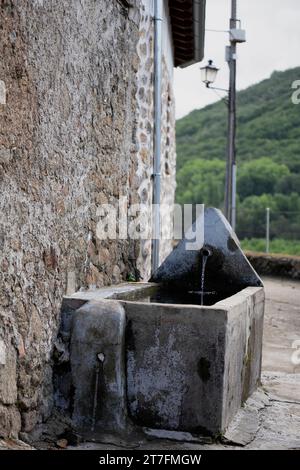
200, 60, 219, 86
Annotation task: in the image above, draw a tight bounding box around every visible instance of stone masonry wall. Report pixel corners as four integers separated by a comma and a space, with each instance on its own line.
0, 0, 176, 438
135, 0, 176, 278
160, 57, 176, 264
245, 251, 300, 280
134, 0, 154, 282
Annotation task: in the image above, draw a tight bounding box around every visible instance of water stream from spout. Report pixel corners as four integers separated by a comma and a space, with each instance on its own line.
200, 253, 209, 306
91, 353, 105, 432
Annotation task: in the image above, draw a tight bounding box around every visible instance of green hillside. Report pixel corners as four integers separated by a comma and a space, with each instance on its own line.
176, 67, 300, 252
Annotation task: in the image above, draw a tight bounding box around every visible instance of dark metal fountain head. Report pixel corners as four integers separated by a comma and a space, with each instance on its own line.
201, 247, 212, 258
151, 208, 263, 297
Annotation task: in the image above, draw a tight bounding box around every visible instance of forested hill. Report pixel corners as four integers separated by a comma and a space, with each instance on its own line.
176, 67, 300, 248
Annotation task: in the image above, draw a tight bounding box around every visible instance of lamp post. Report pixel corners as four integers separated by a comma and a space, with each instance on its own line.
200, 0, 245, 231
226, 0, 238, 231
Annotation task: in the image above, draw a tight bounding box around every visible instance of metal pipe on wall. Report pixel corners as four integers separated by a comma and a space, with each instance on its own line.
151, 0, 163, 275
231, 162, 237, 230
266, 207, 270, 254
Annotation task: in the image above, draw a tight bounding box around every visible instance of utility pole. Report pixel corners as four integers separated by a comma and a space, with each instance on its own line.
225, 0, 237, 229
201, 1, 245, 230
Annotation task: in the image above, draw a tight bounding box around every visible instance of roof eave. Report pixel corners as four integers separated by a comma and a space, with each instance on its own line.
172, 0, 206, 69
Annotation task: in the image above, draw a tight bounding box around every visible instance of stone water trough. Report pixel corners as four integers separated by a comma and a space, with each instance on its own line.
54, 208, 264, 437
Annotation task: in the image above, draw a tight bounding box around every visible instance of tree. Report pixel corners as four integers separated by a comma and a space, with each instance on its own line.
237, 158, 290, 199
176, 159, 225, 207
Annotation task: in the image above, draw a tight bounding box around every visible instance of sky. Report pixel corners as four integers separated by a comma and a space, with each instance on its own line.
174, 0, 300, 119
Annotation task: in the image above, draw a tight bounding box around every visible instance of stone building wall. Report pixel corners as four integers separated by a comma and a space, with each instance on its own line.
134, 0, 154, 282
0, 0, 176, 438
160, 57, 177, 263
135, 0, 176, 278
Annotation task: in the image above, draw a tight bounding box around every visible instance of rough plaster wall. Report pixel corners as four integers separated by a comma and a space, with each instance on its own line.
0, 0, 143, 437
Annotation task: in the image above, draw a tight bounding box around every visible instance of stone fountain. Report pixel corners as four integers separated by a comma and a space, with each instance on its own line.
54, 208, 264, 437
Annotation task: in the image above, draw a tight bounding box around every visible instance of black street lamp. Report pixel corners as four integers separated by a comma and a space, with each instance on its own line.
200, 60, 219, 88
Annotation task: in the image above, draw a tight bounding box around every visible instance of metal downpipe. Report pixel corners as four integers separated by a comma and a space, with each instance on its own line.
151, 0, 163, 275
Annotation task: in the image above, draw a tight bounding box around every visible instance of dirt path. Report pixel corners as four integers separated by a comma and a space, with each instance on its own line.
262, 276, 300, 376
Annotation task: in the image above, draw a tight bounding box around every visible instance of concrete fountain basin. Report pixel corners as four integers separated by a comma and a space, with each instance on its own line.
56, 281, 264, 437
54, 208, 264, 437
